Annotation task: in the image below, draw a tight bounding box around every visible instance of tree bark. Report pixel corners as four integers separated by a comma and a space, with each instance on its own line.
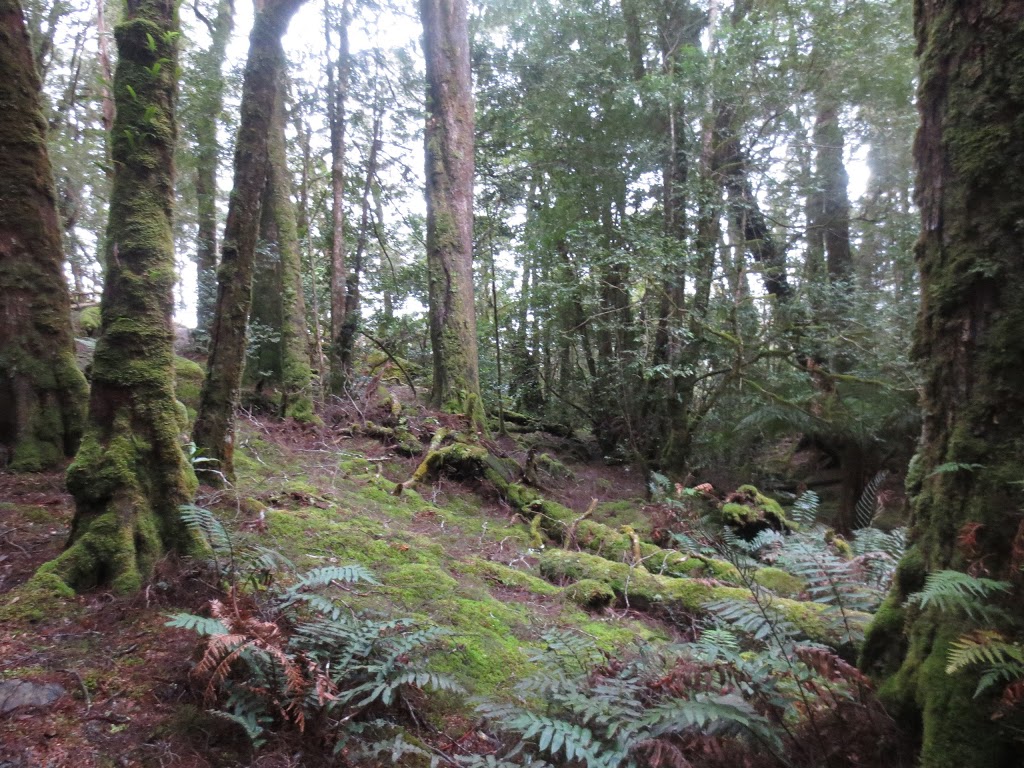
421, 0, 482, 419
247, 68, 313, 421
192, 0, 306, 482
0, 0, 88, 471
42, 0, 195, 592
189, 0, 234, 344
860, 3, 1024, 765
325, 0, 349, 394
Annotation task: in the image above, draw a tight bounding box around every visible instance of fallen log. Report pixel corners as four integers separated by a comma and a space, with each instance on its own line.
538, 549, 867, 649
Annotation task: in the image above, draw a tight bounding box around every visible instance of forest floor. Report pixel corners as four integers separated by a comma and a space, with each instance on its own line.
0, 395, 690, 767
0, 385, 913, 768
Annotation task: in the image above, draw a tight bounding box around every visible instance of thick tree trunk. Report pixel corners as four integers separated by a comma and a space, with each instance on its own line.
247, 69, 313, 421
421, 0, 482, 419
192, 0, 306, 482
860, 3, 1024, 766
0, 0, 88, 471
41, 0, 196, 593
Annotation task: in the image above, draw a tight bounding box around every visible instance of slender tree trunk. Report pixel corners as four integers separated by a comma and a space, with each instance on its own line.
860, 3, 1024, 766
0, 0, 88, 471
295, 113, 326, 393
325, 0, 349, 394
420, 0, 482, 419
192, 0, 306, 482
338, 89, 382, 376
44, 0, 196, 592
190, 0, 234, 344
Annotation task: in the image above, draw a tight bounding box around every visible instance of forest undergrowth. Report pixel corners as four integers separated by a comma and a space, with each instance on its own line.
0, 383, 940, 767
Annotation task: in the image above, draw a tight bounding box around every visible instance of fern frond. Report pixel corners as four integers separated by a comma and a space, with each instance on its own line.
790, 490, 820, 527
855, 470, 888, 529
294, 564, 380, 589
179, 503, 231, 553
705, 598, 796, 642
165, 612, 229, 636
908, 570, 1011, 620
946, 631, 1024, 680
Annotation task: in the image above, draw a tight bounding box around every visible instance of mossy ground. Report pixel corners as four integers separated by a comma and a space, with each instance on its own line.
1, 400, 896, 765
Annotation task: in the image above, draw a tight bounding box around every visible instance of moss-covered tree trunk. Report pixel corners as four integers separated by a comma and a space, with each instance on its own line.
0, 0, 88, 471
420, 0, 482, 419
188, 0, 233, 345
246, 66, 313, 422
192, 0, 305, 482
41, 0, 196, 593
860, 3, 1024, 765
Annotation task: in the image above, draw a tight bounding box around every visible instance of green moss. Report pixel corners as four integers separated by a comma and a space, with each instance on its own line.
752, 567, 804, 597
79, 306, 102, 336
460, 558, 561, 596
0, 571, 76, 622
565, 579, 615, 609
537, 549, 862, 647
173, 356, 205, 417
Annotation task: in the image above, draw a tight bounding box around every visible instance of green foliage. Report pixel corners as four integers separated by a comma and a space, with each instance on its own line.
169, 507, 462, 753
471, 630, 779, 768
906, 570, 1011, 621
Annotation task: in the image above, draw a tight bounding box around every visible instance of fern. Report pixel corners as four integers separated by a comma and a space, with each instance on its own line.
790, 490, 820, 527
907, 570, 1011, 620
854, 470, 888, 529
165, 613, 229, 636
706, 597, 797, 642
293, 564, 380, 589
172, 544, 462, 755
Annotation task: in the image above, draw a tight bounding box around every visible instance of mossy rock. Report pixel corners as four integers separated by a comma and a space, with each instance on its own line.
565, 578, 615, 610
174, 356, 205, 419
716, 484, 794, 539
0, 572, 77, 622
77, 305, 102, 337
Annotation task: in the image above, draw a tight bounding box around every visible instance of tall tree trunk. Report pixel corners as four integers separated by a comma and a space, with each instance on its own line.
44, 0, 195, 592
420, 0, 481, 418
192, 0, 306, 482
295, 112, 326, 393
338, 89, 382, 376
860, 3, 1024, 766
0, 0, 88, 471
325, 0, 349, 394
190, 0, 234, 344
258, 70, 313, 420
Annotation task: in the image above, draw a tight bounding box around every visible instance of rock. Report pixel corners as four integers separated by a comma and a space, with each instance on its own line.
0, 680, 65, 715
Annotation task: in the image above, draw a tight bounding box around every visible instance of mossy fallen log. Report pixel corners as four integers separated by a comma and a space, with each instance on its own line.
538, 549, 866, 648
405, 444, 747, 585
361, 420, 423, 457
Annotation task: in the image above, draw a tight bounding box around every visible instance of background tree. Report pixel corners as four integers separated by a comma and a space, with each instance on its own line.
245, 66, 314, 421
860, 2, 1024, 766
192, 0, 306, 482
41, 0, 196, 592
420, 0, 481, 416
0, 0, 88, 471
179, 0, 234, 344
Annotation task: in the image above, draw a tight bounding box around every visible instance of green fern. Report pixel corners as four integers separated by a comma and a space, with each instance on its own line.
854, 470, 888, 529
907, 570, 1011, 620
790, 490, 820, 527
165, 613, 229, 636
